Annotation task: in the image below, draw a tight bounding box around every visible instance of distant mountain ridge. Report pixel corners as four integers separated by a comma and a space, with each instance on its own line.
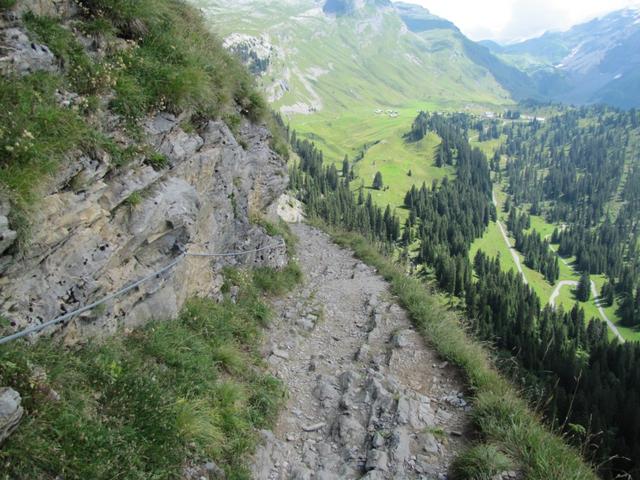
483, 6, 640, 108
393, 2, 457, 32
323, 0, 392, 15
195, 0, 640, 110
195, 0, 541, 116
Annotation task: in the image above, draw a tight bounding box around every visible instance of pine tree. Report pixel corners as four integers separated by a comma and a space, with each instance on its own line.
435, 143, 444, 168
372, 171, 384, 190
576, 271, 591, 302
601, 281, 614, 307
342, 155, 350, 179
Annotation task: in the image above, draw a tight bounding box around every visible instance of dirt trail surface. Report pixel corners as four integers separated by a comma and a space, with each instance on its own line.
251, 224, 469, 479
549, 280, 578, 307
492, 190, 528, 285
590, 281, 624, 342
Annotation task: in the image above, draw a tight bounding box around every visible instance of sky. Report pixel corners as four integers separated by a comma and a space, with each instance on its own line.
410, 0, 640, 43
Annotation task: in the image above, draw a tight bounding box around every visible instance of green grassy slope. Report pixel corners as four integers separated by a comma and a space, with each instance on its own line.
193, 0, 514, 212
197, 0, 513, 114
0, 264, 301, 478
293, 107, 455, 213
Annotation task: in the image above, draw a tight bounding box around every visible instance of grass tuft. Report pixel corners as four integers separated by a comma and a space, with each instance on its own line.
450, 444, 515, 480
76, 0, 266, 122
250, 215, 298, 256
145, 151, 169, 170
253, 262, 303, 296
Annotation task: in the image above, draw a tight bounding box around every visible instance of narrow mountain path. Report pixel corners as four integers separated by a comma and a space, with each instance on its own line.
496, 219, 528, 285
590, 281, 624, 342
492, 190, 528, 285
549, 280, 578, 307
252, 223, 469, 479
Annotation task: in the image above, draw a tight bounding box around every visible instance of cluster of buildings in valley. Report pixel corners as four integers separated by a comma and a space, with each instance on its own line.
374, 108, 399, 118
483, 110, 546, 122
371, 106, 546, 122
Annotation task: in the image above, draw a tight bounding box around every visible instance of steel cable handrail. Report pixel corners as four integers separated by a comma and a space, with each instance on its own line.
0, 241, 285, 345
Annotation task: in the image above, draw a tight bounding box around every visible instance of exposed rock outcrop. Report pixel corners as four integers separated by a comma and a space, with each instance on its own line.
0, 112, 288, 343
223, 33, 274, 76
0, 1, 292, 344
0, 199, 16, 257
0, 388, 23, 444
0, 24, 58, 76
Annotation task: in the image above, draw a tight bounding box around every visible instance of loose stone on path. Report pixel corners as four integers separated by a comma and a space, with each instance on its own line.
251, 224, 469, 479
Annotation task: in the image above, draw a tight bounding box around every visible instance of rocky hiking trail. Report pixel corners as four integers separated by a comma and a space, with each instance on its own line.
251, 223, 469, 479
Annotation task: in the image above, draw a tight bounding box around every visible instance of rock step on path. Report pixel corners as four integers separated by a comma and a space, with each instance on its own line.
251, 224, 469, 480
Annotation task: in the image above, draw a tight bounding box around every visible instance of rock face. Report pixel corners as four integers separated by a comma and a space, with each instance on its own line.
0, 388, 23, 444
0, 112, 288, 343
0, 199, 16, 257
252, 224, 469, 479
0, 25, 58, 76
223, 33, 274, 76
0, 2, 289, 344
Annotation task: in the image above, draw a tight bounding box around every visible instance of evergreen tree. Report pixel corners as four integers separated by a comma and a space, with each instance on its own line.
342, 155, 350, 179
601, 281, 614, 307
372, 171, 384, 190
577, 271, 591, 302
435, 144, 444, 167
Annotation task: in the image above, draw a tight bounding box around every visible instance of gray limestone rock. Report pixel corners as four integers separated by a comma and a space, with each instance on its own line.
336, 414, 366, 446
365, 449, 389, 472
313, 375, 340, 407
0, 112, 288, 343
0, 27, 57, 76
0, 388, 23, 444
0, 199, 16, 256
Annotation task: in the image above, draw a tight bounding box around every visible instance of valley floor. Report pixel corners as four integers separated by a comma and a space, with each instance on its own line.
471, 184, 636, 342
252, 223, 468, 479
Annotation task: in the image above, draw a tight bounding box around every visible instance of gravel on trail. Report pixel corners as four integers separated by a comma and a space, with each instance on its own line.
251, 223, 470, 480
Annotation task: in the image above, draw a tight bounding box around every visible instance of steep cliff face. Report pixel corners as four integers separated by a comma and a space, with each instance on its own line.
0, 115, 288, 344
0, 3, 288, 344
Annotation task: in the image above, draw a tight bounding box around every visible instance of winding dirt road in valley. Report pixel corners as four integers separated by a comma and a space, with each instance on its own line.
492, 190, 528, 285
492, 189, 624, 342
549, 281, 578, 307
